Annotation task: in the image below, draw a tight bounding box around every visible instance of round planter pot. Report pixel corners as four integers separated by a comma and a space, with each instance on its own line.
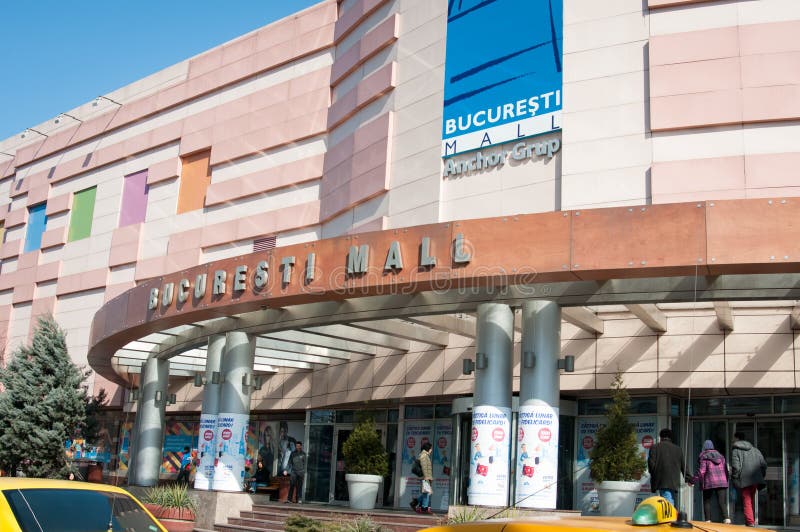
345, 473, 382, 510
596, 480, 641, 517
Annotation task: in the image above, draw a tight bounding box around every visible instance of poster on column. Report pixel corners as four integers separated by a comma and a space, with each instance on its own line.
432, 420, 453, 510
575, 416, 656, 515
468, 405, 511, 506
516, 403, 559, 508
212, 412, 249, 491
399, 422, 434, 509
195, 414, 217, 490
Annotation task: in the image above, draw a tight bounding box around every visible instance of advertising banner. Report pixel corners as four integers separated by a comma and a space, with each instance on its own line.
212, 412, 250, 491
399, 422, 434, 509
576, 416, 656, 514
195, 414, 217, 490
433, 420, 453, 510
516, 404, 559, 508
442, 0, 563, 156
468, 405, 511, 506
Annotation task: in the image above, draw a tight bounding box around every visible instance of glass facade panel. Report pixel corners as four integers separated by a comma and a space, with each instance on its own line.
778, 396, 800, 414
689, 397, 771, 416
310, 410, 334, 424
306, 425, 333, 502
578, 397, 656, 415
435, 404, 452, 418
405, 405, 434, 419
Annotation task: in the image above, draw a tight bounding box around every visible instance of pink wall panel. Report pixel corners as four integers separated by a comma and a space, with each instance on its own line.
45, 193, 71, 216
0, 239, 22, 260
335, 0, 386, 42
234, 200, 320, 242
650, 58, 740, 98
328, 62, 396, 128
746, 153, 800, 189
650, 21, 800, 131
167, 228, 202, 254
12, 282, 35, 304
147, 158, 179, 185
26, 184, 49, 206
739, 20, 800, 56
40, 226, 67, 250
108, 243, 139, 268
331, 14, 399, 85
0, 159, 14, 178
743, 85, 800, 123
4, 207, 26, 228
652, 156, 745, 198
651, 89, 742, 131
35, 261, 61, 283
741, 52, 800, 87
205, 154, 324, 206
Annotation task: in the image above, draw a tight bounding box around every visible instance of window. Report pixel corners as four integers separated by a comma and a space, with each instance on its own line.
3, 488, 162, 531
0, 221, 4, 245
119, 170, 148, 227
23, 203, 47, 252
68, 186, 97, 241
177, 150, 211, 214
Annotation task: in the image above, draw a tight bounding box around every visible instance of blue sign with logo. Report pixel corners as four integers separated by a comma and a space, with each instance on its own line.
442, 0, 563, 157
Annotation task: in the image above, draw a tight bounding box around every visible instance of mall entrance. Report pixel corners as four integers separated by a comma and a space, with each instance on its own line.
690, 418, 789, 527
304, 410, 398, 507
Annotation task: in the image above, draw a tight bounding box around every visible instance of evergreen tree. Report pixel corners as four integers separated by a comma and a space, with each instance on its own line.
0, 316, 87, 477
589, 372, 646, 483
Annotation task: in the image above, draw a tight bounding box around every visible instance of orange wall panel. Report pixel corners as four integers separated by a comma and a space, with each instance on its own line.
176, 150, 211, 214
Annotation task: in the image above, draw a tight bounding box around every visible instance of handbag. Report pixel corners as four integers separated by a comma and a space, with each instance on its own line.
421, 479, 433, 494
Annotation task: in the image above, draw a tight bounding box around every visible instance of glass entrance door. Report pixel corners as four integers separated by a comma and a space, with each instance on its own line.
691, 419, 785, 526
786, 420, 800, 527
332, 427, 352, 503
330, 426, 387, 505
752, 420, 783, 527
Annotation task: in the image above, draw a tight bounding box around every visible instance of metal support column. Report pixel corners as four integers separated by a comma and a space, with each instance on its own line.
517, 300, 561, 508
469, 303, 514, 506
130, 356, 169, 486
212, 331, 255, 491
194, 334, 225, 490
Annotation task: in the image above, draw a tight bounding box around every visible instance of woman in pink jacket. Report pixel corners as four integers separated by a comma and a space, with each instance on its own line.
688, 440, 731, 524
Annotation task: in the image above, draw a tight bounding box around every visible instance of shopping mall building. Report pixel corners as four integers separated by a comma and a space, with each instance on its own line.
2, 0, 800, 525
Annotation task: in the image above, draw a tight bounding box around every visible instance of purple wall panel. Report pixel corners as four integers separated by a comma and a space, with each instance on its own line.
120, 170, 149, 227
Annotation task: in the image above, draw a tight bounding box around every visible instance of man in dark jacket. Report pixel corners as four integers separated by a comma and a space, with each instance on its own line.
647, 428, 684, 507
731, 432, 767, 527
284, 441, 307, 503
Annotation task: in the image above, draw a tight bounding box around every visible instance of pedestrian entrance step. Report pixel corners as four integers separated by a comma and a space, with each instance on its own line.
208, 500, 441, 532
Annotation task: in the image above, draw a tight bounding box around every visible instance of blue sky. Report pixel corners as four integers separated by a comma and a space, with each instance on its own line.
0, 1, 320, 141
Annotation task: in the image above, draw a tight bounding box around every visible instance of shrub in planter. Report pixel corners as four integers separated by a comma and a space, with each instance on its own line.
342, 417, 389, 510
589, 373, 646, 516
142, 483, 197, 531
342, 418, 389, 476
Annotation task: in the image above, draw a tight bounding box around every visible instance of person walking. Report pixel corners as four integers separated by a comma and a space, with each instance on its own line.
417, 441, 434, 514
687, 440, 731, 523
175, 446, 193, 485
647, 428, 684, 507
731, 432, 767, 527
284, 441, 307, 504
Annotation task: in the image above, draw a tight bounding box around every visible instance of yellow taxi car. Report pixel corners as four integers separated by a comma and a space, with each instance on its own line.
0, 478, 166, 532
421, 496, 767, 532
